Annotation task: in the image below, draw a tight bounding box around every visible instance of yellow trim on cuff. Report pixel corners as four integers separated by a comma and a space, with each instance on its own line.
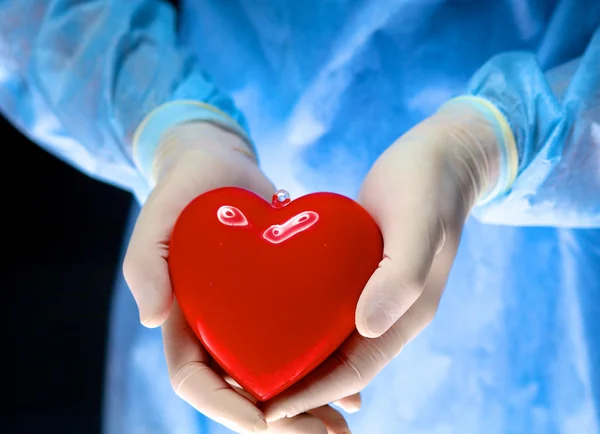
131, 100, 256, 185
132, 100, 250, 164
450, 95, 519, 195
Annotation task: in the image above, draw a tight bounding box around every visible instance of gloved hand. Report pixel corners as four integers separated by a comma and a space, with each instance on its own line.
262, 97, 515, 422
123, 120, 359, 433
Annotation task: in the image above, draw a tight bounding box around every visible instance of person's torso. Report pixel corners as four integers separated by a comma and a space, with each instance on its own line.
178, 0, 579, 198
113, 1, 600, 432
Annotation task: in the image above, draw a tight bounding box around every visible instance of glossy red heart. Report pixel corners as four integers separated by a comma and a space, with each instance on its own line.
168, 187, 383, 401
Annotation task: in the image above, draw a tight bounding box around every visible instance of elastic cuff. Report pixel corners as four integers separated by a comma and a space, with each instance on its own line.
440, 95, 519, 205
132, 100, 255, 182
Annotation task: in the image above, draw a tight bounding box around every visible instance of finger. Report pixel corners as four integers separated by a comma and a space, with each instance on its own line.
263, 296, 425, 422
267, 413, 328, 434
264, 241, 458, 423
308, 405, 352, 434
163, 300, 267, 432
222, 374, 261, 405
332, 392, 362, 414
383, 235, 458, 355
122, 172, 198, 327
270, 236, 458, 422
226, 372, 357, 428
355, 141, 453, 338
264, 329, 394, 421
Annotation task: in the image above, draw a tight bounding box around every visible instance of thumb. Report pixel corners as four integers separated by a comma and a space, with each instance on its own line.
355, 104, 504, 338
354, 142, 450, 339
122, 174, 189, 328
354, 211, 445, 339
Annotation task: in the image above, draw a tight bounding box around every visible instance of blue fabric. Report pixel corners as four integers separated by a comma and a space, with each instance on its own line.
0, 0, 599, 433
0, 0, 249, 203
469, 31, 600, 227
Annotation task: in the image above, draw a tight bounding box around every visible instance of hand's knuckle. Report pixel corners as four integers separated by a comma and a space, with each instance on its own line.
333, 352, 368, 392
121, 255, 135, 285
378, 323, 407, 359
366, 339, 392, 366
354, 341, 394, 383
420, 291, 442, 324
409, 283, 426, 300
424, 302, 440, 323
169, 361, 208, 395
210, 384, 234, 401
390, 329, 408, 359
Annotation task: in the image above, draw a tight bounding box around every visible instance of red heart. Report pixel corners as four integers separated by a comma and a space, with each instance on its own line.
168, 187, 383, 401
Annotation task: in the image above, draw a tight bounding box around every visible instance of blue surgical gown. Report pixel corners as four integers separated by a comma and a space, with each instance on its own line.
1, 1, 599, 433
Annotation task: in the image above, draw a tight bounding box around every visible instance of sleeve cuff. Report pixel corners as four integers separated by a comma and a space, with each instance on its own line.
439, 95, 519, 206
132, 100, 255, 182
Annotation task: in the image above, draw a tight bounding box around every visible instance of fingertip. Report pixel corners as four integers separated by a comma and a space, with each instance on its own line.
123, 254, 174, 328
355, 265, 424, 338
140, 302, 172, 328
133, 279, 173, 327
355, 300, 376, 338
356, 323, 385, 339
345, 405, 360, 414
247, 413, 268, 432
355, 304, 389, 338
333, 393, 362, 414
355, 317, 379, 339
355, 294, 391, 339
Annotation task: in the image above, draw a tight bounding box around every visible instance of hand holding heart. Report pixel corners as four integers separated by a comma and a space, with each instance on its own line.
263, 102, 504, 422
123, 101, 503, 433
123, 122, 359, 434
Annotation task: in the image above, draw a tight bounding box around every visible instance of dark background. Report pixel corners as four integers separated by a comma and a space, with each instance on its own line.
4, 113, 132, 433
5, 2, 181, 432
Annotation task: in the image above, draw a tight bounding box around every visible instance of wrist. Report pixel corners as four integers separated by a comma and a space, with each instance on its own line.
133, 100, 256, 185
152, 121, 257, 183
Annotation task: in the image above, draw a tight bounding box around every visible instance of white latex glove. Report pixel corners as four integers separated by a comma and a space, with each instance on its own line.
123, 120, 360, 433
263, 97, 516, 423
